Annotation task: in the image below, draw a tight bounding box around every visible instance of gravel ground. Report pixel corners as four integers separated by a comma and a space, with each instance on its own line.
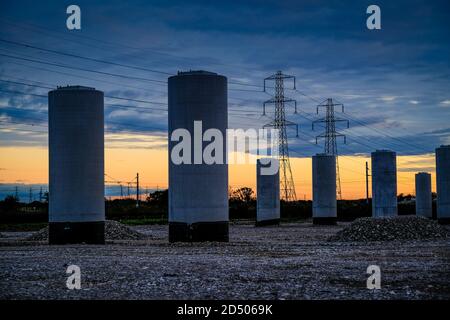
0, 221, 449, 300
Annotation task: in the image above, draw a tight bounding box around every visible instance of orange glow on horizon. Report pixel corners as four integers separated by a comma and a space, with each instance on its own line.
0, 144, 436, 200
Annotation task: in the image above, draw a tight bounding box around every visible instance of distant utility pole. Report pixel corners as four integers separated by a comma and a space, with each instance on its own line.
28, 187, 32, 203
136, 172, 140, 208
39, 187, 43, 202
313, 98, 349, 200
262, 71, 299, 202
14, 186, 19, 201
120, 184, 123, 199
365, 161, 370, 204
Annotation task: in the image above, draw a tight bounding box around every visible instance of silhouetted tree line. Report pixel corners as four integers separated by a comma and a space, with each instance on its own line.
105, 190, 168, 221
0, 195, 48, 224
0, 188, 436, 224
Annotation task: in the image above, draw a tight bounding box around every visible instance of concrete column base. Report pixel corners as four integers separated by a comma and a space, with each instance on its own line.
49, 221, 105, 245
169, 221, 229, 242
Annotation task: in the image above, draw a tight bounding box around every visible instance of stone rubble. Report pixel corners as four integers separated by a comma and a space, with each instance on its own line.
25, 220, 148, 242
328, 216, 449, 242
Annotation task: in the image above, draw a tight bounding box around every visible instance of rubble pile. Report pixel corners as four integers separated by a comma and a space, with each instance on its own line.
26, 220, 147, 241
329, 216, 448, 242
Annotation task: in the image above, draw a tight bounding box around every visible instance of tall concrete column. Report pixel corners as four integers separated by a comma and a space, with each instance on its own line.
415, 172, 432, 218
312, 154, 337, 225
371, 150, 397, 217
256, 158, 280, 226
48, 86, 105, 244
436, 145, 450, 224
168, 71, 229, 242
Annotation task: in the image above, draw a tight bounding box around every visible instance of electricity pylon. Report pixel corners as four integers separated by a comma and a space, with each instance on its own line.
312, 98, 349, 200
262, 71, 298, 202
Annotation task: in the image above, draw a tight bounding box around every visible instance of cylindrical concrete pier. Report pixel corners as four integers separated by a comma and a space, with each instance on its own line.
436, 145, 450, 224
256, 158, 280, 226
371, 150, 397, 217
415, 172, 432, 218
312, 154, 337, 225
168, 71, 229, 242
48, 86, 105, 244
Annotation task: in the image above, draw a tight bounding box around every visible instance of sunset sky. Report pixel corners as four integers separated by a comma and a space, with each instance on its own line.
0, 0, 449, 200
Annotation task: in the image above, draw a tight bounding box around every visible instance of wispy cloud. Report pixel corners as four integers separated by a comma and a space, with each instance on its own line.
440, 100, 450, 106
379, 96, 398, 102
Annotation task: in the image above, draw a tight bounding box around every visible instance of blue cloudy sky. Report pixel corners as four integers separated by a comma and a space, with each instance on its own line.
1, 0, 449, 152
0, 0, 449, 198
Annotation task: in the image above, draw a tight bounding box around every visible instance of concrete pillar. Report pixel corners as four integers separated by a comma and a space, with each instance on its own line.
256, 158, 280, 226
48, 86, 105, 244
312, 154, 337, 224
168, 71, 229, 242
415, 172, 432, 218
371, 150, 397, 217
436, 145, 450, 224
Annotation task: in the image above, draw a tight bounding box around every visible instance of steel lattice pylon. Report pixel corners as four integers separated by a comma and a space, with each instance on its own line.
262, 71, 298, 202
312, 98, 349, 200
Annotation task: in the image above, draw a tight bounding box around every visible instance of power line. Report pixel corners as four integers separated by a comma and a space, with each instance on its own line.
294, 110, 377, 157
6, 59, 168, 94
0, 19, 442, 158
0, 37, 268, 90
0, 84, 431, 161
0, 109, 168, 135
0, 38, 174, 76
0, 88, 46, 98
338, 111, 432, 154
0, 17, 272, 75
294, 106, 427, 156
0, 87, 168, 113
291, 90, 433, 154
0, 81, 263, 119
0, 121, 419, 198
0, 42, 436, 161
0, 97, 422, 172
0, 52, 167, 85
294, 88, 322, 104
